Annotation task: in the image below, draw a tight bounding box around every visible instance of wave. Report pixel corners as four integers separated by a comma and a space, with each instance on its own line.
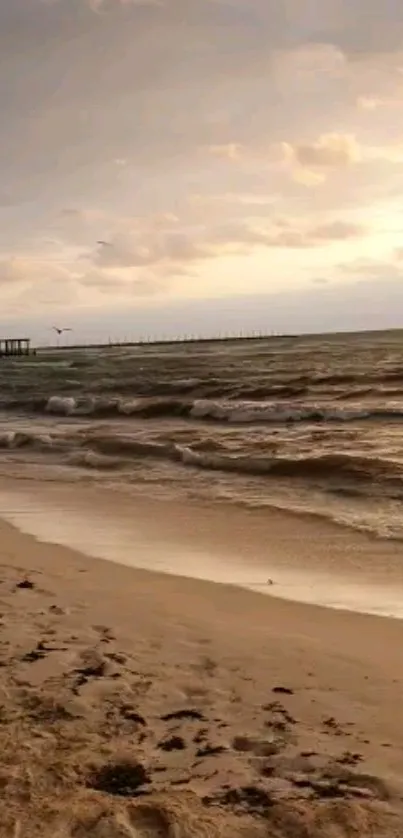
67, 436, 403, 487
62, 441, 403, 488
39, 394, 403, 425
45, 395, 191, 419
175, 448, 403, 485
4, 389, 403, 437
0, 426, 402, 488
188, 400, 369, 423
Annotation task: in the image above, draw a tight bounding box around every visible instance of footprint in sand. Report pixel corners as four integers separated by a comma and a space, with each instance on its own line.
126, 804, 170, 837
70, 799, 189, 838
232, 734, 282, 757
70, 814, 137, 837
92, 624, 116, 642
127, 795, 225, 838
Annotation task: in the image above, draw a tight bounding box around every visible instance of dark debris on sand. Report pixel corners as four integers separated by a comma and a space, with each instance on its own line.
86, 759, 150, 797
16, 579, 35, 590
272, 686, 294, 695
120, 706, 147, 726
158, 735, 187, 752
161, 709, 206, 722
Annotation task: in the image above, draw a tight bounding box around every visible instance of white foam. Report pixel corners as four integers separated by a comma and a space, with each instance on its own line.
46, 396, 76, 416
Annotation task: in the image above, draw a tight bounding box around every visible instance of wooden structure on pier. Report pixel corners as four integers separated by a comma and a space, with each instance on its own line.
0, 338, 31, 358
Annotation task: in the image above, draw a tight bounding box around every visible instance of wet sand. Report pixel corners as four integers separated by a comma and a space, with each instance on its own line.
0, 489, 402, 834
1, 478, 403, 617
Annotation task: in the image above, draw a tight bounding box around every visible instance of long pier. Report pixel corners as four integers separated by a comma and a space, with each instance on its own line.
39, 326, 403, 353
40, 333, 296, 352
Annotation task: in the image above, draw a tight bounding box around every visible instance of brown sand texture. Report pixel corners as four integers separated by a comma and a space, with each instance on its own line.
0, 517, 402, 837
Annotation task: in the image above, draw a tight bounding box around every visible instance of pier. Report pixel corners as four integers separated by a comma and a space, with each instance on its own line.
0, 338, 31, 358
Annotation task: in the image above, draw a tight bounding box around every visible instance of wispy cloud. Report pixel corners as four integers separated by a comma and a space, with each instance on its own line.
282, 134, 361, 185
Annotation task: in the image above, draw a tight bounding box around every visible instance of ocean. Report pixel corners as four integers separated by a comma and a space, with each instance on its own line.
1, 330, 403, 540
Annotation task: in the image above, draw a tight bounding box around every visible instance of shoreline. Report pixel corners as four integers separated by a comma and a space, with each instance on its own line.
1, 477, 403, 619
0, 509, 400, 631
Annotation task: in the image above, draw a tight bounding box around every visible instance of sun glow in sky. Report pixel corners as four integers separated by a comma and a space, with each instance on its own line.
2, 0, 403, 339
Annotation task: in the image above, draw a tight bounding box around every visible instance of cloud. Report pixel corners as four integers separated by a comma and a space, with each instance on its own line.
310, 221, 365, 240
290, 134, 361, 168
92, 229, 207, 269
282, 133, 361, 185
281, 130, 403, 188
0, 250, 167, 305
86, 214, 367, 276
0, 209, 366, 312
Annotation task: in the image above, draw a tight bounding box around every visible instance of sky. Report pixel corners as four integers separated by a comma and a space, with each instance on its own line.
1, 0, 403, 341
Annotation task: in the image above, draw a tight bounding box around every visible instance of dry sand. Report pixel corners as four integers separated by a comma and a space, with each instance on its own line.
0, 515, 402, 836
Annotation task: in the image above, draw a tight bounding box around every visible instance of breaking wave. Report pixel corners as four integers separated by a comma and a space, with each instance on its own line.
39, 394, 403, 425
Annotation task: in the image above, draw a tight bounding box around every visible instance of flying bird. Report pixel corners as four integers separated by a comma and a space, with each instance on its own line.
52, 327, 72, 336
97, 240, 112, 247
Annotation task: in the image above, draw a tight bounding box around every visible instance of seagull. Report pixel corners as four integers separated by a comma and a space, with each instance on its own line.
52, 327, 72, 336
97, 240, 112, 247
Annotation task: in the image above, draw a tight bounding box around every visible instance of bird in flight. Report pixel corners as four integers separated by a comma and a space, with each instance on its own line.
97, 240, 112, 247
53, 327, 72, 336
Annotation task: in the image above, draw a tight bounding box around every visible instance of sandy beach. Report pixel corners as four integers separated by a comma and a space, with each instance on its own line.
0, 494, 402, 836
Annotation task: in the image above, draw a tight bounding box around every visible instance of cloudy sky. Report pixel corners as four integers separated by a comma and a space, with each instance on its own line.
1, 0, 403, 341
